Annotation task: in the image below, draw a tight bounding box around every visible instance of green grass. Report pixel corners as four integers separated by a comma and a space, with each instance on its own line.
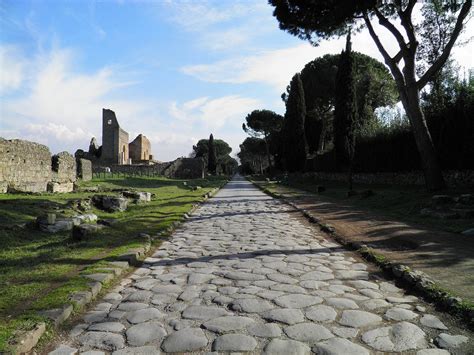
255, 174, 473, 234
0, 175, 226, 352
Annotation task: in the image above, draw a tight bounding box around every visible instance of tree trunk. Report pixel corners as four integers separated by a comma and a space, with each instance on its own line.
402, 86, 446, 190
264, 135, 272, 168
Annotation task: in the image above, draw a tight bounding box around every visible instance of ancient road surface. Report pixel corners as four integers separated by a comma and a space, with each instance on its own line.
51, 176, 470, 354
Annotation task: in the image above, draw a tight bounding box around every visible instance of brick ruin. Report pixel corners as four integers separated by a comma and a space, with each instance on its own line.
0, 138, 92, 193
129, 134, 152, 163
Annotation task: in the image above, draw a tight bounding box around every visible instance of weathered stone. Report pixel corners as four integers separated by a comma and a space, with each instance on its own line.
262, 308, 305, 325
300, 271, 334, 281
385, 307, 418, 321
420, 314, 448, 330
338, 310, 382, 328
435, 333, 469, 350
263, 339, 311, 355
284, 323, 333, 343
313, 338, 370, 355
126, 308, 165, 324
80, 332, 125, 351
72, 224, 103, 241
230, 298, 274, 313
331, 326, 358, 339
202, 316, 255, 333
11, 322, 46, 354
326, 297, 359, 310
416, 350, 450, 355
88, 322, 125, 333
112, 346, 159, 355
274, 294, 323, 308
161, 328, 208, 353
126, 322, 166, 347
305, 305, 337, 323
247, 323, 282, 338
39, 305, 73, 326
212, 334, 257, 352
182, 305, 231, 320
84, 273, 114, 284
48, 344, 78, 355
362, 321, 427, 351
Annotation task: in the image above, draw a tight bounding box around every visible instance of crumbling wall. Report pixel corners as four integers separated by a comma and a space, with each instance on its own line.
0, 138, 52, 193
101, 109, 129, 164
49, 152, 76, 192
77, 158, 92, 181
129, 134, 152, 162
163, 158, 205, 179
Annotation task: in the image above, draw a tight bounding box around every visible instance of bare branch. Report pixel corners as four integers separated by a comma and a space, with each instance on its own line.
393, 50, 403, 63
398, 0, 417, 47
374, 8, 408, 53
417, 0, 472, 89
363, 13, 405, 86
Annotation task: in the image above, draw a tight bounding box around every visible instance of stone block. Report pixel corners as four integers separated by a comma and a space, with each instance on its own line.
10, 322, 46, 354
39, 305, 73, 326
72, 224, 103, 241
47, 182, 74, 193
77, 158, 92, 181
92, 195, 128, 212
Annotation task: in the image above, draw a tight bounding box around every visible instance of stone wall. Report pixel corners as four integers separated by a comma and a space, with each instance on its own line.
77, 158, 92, 181
101, 109, 129, 164
299, 170, 474, 188
92, 157, 205, 179
0, 138, 52, 193
48, 151, 77, 193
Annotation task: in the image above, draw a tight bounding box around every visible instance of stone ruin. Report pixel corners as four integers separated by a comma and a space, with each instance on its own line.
0, 138, 92, 193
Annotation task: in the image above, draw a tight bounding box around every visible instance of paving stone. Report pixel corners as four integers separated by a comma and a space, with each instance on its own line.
326, 297, 359, 310
230, 298, 274, 313
126, 322, 166, 347
284, 323, 334, 343
151, 284, 182, 294
247, 323, 282, 338
361, 298, 390, 310
263, 339, 311, 355
81, 351, 105, 355
202, 316, 255, 333
182, 305, 231, 320
331, 326, 358, 339
299, 280, 328, 289
338, 310, 382, 328
300, 271, 334, 281
80, 332, 125, 351
224, 271, 265, 281
212, 334, 257, 352
267, 273, 298, 284
125, 291, 152, 302
435, 333, 469, 350
161, 328, 208, 353
117, 303, 148, 312
385, 307, 418, 321
126, 308, 165, 324
112, 346, 159, 354
362, 321, 427, 351
48, 344, 78, 355
88, 322, 125, 333
274, 294, 323, 308
305, 305, 337, 323
313, 337, 370, 355
420, 314, 448, 330
262, 308, 305, 325
416, 350, 450, 355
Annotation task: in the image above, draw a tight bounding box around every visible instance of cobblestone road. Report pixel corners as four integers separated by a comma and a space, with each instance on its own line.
50, 176, 471, 354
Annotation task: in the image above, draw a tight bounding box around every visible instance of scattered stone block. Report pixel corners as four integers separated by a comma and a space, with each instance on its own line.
10, 322, 46, 354
39, 305, 73, 326
38, 218, 74, 233
92, 195, 128, 212
72, 224, 103, 241
122, 191, 151, 203
84, 273, 114, 284
435, 333, 469, 350
70, 291, 93, 308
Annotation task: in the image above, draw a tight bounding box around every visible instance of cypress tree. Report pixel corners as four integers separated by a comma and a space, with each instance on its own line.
282, 73, 307, 172
207, 134, 217, 175
334, 33, 358, 190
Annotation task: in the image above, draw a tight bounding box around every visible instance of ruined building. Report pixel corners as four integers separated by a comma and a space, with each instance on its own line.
129, 134, 152, 163
101, 109, 130, 164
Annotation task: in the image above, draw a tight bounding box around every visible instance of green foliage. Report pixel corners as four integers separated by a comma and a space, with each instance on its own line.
207, 134, 217, 175
282, 73, 307, 172
242, 110, 283, 138
238, 137, 267, 174
193, 136, 236, 175
334, 35, 357, 174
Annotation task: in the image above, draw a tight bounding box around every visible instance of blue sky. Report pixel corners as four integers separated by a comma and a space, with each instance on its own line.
1, 0, 473, 161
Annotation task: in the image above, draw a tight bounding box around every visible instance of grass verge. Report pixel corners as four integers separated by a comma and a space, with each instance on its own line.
0, 175, 227, 352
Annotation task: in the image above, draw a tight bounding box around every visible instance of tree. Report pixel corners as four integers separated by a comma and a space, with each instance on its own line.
270, 0, 472, 190
242, 109, 283, 168
207, 134, 217, 175
281, 73, 307, 172
334, 34, 358, 190
238, 137, 268, 174
193, 138, 232, 162
285, 52, 397, 152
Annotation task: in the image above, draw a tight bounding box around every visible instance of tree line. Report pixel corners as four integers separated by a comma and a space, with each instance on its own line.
239, 0, 472, 190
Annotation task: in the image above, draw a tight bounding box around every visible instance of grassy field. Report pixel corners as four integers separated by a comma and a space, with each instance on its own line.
0, 175, 226, 352
256, 174, 473, 234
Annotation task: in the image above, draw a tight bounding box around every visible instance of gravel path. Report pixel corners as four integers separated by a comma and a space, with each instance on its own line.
49, 175, 471, 354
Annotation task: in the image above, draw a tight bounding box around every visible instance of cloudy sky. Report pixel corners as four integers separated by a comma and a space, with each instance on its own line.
0, 1, 472, 161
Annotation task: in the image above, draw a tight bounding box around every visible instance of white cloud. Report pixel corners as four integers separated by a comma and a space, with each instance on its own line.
169, 95, 261, 129
0, 45, 25, 93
